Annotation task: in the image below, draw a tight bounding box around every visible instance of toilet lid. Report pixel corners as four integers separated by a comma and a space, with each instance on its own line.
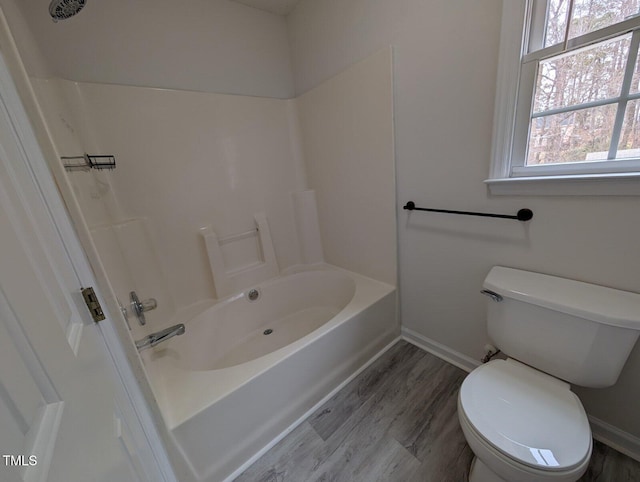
460, 359, 591, 472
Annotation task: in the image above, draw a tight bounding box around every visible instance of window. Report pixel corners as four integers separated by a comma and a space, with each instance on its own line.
488, 0, 640, 195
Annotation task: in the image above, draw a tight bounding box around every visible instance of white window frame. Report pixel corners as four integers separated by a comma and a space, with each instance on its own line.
487, 0, 640, 195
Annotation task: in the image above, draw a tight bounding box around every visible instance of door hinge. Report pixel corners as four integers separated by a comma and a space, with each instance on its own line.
81, 287, 105, 322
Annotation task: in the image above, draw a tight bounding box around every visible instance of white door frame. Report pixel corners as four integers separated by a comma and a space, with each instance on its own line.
0, 10, 177, 482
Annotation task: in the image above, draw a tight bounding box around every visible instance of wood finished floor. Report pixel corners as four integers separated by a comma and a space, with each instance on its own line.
235, 340, 640, 482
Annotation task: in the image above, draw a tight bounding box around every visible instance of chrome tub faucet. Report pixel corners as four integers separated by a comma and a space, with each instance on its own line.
135, 324, 185, 351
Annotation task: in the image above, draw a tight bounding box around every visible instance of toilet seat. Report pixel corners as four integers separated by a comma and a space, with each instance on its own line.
459, 359, 592, 473
458, 405, 591, 482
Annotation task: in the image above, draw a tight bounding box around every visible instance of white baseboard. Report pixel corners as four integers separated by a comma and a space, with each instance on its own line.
590, 415, 640, 463
222, 336, 402, 482
401, 326, 480, 373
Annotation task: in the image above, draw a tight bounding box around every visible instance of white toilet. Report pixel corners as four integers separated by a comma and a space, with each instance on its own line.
458, 267, 640, 482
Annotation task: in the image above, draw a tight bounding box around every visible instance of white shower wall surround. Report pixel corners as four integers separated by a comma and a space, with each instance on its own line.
30, 47, 396, 316
90, 218, 177, 340
32, 78, 306, 311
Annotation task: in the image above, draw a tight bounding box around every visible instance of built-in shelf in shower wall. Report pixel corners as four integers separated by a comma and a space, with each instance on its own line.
200, 213, 279, 299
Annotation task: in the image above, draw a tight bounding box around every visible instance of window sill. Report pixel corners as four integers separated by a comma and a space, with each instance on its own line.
485, 173, 640, 196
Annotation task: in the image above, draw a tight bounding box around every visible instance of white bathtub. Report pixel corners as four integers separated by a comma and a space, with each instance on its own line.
143, 265, 397, 482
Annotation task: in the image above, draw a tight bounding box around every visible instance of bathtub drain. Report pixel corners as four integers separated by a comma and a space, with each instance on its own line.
263, 329, 273, 335
247, 288, 260, 302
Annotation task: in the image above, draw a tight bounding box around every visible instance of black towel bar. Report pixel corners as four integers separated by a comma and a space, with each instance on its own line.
403, 201, 533, 222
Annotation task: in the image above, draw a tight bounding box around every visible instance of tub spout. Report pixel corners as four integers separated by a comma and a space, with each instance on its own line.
135, 323, 185, 351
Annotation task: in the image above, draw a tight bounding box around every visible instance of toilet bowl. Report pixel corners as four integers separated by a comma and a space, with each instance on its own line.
458, 359, 591, 482
458, 267, 640, 482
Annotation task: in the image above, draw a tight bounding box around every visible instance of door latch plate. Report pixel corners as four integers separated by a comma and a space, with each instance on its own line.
82, 287, 105, 322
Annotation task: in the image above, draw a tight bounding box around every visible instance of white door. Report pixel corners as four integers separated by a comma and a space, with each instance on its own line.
0, 49, 170, 482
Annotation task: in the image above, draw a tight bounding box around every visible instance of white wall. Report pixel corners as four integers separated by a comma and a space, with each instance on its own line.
296, 48, 396, 285
12, 0, 294, 98
0, 0, 53, 78
288, 0, 640, 440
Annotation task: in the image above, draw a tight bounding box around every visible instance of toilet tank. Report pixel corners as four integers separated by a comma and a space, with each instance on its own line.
483, 267, 640, 388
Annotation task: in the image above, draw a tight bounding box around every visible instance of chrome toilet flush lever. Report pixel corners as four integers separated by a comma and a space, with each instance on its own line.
130, 291, 158, 326
480, 289, 503, 303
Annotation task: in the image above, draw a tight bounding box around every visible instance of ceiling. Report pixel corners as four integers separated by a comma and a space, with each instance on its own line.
230, 0, 302, 16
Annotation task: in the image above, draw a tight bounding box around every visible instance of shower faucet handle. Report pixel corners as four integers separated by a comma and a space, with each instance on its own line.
130, 291, 158, 326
